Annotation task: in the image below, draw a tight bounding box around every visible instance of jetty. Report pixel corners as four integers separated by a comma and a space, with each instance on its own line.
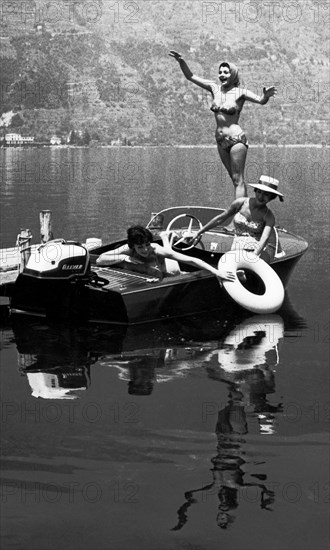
0, 249, 21, 313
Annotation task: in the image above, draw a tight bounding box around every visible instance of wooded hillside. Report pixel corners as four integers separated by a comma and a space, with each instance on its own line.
1, 0, 329, 144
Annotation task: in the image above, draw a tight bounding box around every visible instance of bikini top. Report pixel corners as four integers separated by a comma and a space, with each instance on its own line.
131, 247, 167, 274
210, 102, 240, 115
209, 82, 243, 115
233, 202, 266, 240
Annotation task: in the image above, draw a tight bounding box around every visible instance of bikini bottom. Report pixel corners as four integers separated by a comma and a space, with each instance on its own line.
216, 131, 249, 152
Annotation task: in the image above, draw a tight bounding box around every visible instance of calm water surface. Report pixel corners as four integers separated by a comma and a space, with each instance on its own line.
0, 146, 329, 550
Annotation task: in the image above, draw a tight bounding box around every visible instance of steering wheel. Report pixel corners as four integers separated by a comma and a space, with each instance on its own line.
165, 213, 203, 251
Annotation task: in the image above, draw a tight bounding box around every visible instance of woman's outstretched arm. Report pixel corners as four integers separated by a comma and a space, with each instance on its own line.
242, 86, 277, 105
169, 50, 215, 92
194, 199, 244, 239
156, 244, 236, 281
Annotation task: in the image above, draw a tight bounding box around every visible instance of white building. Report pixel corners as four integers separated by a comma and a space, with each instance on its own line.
50, 136, 61, 145
5, 133, 34, 144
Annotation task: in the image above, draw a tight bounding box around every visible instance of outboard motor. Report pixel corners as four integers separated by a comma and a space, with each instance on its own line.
11, 240, 91, 321
23, 239, 90, 279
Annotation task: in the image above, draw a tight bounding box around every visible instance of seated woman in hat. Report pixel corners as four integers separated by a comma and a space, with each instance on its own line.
191, 176, 284, 264
96, 225, 236, 281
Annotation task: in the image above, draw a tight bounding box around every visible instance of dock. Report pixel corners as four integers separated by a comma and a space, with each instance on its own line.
0, 247, 19, 320
0, 245, 26, 298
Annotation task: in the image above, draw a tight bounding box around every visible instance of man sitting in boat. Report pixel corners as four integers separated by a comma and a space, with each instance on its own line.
96, 225, 235, 282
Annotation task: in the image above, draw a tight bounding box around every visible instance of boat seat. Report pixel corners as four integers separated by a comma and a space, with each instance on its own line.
158, 232, 181, 275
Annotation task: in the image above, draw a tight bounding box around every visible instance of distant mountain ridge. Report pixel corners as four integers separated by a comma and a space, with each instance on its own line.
0, 0, 329, 145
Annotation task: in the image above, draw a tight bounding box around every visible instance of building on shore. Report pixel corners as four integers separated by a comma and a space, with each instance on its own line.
5, 133, 35, 146
50, 136, 62, 145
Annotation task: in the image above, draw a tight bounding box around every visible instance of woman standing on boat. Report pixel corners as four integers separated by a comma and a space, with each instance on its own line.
169, 51, 277, 198
192, 176, 284, 263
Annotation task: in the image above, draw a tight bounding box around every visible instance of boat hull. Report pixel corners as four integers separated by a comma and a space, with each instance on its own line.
11, 254, 302, 325
11, 269, 236, 324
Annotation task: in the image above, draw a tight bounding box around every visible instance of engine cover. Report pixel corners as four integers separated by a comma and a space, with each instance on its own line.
23, 240, 90, 279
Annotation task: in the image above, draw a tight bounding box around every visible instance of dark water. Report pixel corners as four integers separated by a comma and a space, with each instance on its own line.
0, 146, 329, 550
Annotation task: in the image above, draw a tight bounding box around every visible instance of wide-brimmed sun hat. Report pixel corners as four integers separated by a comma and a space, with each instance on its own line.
248, 175, 284, 201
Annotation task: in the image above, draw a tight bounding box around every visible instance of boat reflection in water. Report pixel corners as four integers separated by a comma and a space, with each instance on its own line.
13, 297, 304, 401
14, 321, 125, 400
13, 315, 228, 399
16, 327, 96, 400
100, 347, 211, 396
171, 315, 286, 531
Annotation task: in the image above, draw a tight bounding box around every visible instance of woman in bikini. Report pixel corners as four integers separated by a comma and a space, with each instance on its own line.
192, 176, 284, 264
97, 225, 235, 281
169, 51, 277, 199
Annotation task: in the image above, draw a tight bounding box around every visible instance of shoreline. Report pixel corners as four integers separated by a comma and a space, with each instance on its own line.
0, 143, 328, 150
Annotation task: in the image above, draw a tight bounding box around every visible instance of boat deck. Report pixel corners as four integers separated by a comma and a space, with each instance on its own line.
94, 267, 158, 290
93, 267, 188, 292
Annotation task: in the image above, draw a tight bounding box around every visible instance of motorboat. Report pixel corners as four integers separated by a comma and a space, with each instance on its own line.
10, 206, 308, 325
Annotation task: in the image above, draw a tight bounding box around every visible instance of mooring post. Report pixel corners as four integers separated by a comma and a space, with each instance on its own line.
17, 229, 32, 272
40, 210, 53, 243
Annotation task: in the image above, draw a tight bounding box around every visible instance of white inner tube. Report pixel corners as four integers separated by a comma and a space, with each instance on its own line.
218, 250, 285, 314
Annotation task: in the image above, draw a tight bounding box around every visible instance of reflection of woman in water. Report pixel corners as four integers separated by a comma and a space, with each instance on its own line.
169, 51, 277, 198
214, 386, 277, 529
171, 386, 276, 531
171, 316, 283, 530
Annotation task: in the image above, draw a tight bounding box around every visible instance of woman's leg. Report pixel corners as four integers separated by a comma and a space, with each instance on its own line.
215, 146, 236, 225
229, 144, 248, 198
217, 143, 248, 198
217, 145, 233, 179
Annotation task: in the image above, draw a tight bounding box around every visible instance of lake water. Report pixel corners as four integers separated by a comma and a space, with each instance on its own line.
0, 146, 329, 550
